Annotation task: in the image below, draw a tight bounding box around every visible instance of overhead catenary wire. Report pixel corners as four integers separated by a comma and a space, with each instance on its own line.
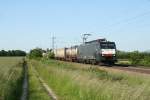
103, 0, 150, 31
102, 10, 150, 33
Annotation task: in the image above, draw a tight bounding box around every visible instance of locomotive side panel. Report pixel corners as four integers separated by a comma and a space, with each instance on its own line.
77, 42, 100, 63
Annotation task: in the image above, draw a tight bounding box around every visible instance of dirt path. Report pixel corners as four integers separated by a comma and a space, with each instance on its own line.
21, 63, 28, 100
32, 66, 57, 100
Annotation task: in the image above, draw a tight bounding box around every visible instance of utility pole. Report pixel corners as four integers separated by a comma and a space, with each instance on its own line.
52, 36, 56, 52
82, 33, 91, 44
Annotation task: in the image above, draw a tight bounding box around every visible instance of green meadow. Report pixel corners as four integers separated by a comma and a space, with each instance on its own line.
0, 57, 24, 100
28, 59, 150, 100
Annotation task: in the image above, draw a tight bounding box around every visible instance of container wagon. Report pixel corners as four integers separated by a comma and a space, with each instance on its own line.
66, 46, 78, 62
54, 48, 67, 60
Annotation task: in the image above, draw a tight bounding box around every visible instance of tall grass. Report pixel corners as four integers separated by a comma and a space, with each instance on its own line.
30, 59, 150, 100
28, 61, 51, 100
0, 57, 24, 100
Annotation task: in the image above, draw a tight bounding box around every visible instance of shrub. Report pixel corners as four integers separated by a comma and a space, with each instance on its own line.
47, 52, 55, 59
29, 48, 43, 59
141, 56, 150, 66
130, 51, 141, 66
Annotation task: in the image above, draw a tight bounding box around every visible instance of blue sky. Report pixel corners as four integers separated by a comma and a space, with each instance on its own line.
0, 0, 150, 52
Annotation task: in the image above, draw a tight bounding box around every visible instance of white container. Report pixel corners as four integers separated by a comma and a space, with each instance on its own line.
54, 48, 67, 58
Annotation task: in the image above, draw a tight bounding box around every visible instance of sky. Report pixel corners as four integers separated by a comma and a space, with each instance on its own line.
0, 0, 150, 52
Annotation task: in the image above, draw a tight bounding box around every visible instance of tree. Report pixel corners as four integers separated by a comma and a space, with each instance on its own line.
14, 50, 26, 56
29, 48, 43, 59
0, 50, 7, 56
47, 51, 55, 59
0, 50, 26, 56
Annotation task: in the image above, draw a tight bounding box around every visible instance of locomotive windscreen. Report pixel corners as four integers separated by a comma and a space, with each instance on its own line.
100, 42, 116, 49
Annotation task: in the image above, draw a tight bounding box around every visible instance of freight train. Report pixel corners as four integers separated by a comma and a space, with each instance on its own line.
54, 38, 117, 64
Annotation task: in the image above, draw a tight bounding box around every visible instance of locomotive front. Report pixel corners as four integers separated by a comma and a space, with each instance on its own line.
99, 41, 117, 64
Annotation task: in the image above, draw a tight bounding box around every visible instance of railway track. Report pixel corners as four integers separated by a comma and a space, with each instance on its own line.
92, 62, 150, 74
59, 60, 150, 75
110, 64, 150, 74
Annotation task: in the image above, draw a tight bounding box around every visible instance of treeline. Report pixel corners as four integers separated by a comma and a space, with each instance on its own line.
0, 50, 26, 56
117, 50, 150, 66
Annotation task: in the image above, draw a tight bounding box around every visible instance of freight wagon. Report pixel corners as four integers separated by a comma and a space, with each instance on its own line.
66, 46, 78, 61
54, 48, 67, 60
54, 39, 117, 64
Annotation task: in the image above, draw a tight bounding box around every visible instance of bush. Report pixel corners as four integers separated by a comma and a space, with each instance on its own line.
47, 52, 55, 59
141, 56, 150, 66
130, 51, 141, 66
29, 48, 43, 59
117, 50, 131, 59
117, 50, 150, 66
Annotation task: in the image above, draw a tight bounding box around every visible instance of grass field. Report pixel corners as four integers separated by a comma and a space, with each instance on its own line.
28, 59, 150, 100
0, 57, 24, 100
1, 57, 150, 100
0, 57, 51, 100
